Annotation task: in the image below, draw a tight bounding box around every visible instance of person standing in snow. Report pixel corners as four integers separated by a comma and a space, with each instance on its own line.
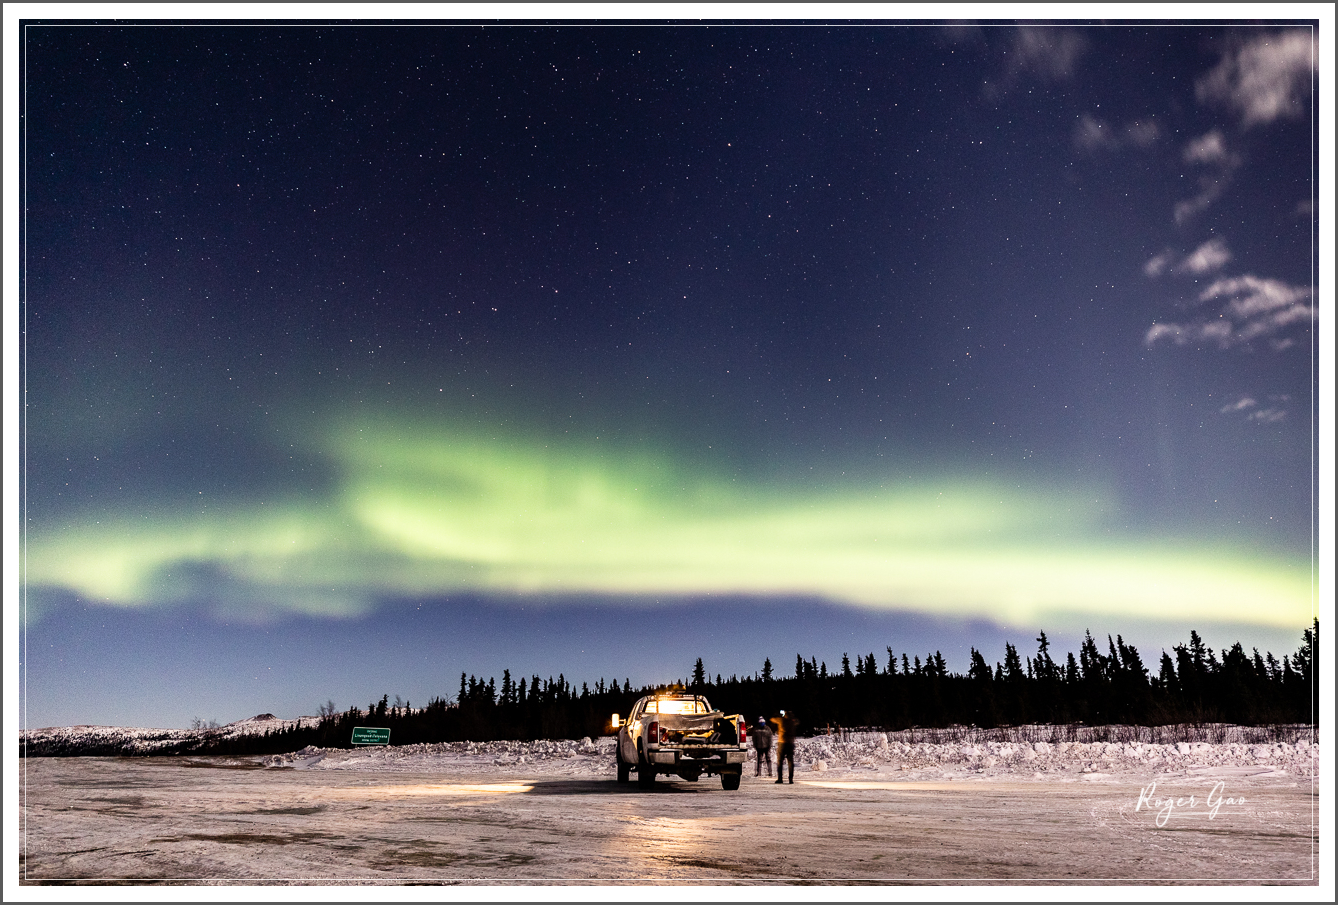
752, 716, 773, 777
771, 710, 798, 784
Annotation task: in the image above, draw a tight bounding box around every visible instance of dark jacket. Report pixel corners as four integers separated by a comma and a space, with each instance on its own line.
751, 725, 773, 751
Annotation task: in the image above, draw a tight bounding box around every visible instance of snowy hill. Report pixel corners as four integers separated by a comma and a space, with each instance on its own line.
20, 713, 324, 757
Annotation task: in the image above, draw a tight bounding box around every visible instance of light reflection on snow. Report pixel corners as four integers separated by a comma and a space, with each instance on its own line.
617, 815, 716, 868
798, 780, 964, 791
324, 782, 533, 797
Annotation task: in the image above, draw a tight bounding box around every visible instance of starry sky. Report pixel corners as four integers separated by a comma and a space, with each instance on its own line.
15, 17, 1325, 729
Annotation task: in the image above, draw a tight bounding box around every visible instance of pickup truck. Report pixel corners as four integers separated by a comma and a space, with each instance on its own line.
611, 692, 747, 790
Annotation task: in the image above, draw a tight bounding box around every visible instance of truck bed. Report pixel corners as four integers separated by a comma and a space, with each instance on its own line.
656, 713, 739, 746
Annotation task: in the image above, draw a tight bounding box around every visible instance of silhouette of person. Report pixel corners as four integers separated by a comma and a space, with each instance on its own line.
771, 710, 798, 783
752, 716, 773, 776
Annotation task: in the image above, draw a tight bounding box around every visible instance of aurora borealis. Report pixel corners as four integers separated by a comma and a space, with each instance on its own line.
12, 16, 1326, 729
26, 415, 1311, 630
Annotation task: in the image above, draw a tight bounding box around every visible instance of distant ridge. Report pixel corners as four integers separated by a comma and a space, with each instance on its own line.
21, 714, 323, 757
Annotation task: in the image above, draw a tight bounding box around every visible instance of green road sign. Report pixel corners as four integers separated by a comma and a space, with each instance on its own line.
351, 727, 390, 746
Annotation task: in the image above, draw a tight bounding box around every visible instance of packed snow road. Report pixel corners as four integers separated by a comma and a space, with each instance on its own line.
19, 737, 1318, 886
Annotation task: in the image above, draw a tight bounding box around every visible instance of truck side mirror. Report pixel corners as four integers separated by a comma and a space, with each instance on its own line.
611, 714, 621, 729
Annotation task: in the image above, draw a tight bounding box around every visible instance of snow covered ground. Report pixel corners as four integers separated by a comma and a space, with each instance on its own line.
17, 724, 1323, 885
251, 727, 1320, 784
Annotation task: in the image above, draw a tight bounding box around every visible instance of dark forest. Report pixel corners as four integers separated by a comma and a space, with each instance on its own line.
25, 621, 1317, 758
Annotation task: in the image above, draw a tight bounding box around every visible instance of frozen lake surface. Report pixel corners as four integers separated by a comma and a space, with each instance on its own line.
18, 732, 1320, 886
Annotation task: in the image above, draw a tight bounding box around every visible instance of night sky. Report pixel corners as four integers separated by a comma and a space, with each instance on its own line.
16, 19, 1323, 729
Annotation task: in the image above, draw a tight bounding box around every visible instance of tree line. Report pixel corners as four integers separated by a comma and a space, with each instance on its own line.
159, 673, 660, 757
747, 620, 1318, 732
25, 620, 1317, 758
198, 619, 1319, 756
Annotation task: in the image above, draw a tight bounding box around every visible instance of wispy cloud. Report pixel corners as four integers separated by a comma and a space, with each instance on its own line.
1074, 114, 1117, 150
1143, 240, 1231, 278
1197, 30, 1316, 127
1219, 395, 1289, 423
1173, 182, 1224, 225
1074, 115, 1161, 152
1173, 131, 1241, 224
1201, 275, 1310, 320
1182, 129, 1234, 166
1124, 119, 1161, 147
1144, 321, 1230, 348
1177, 239, 1232, 275
937, 23, 985, 44
1009, 27, 1087, 80
1143, 251, 1175, 278
1145, 274, 1313, 350
986, 26, 1088, 101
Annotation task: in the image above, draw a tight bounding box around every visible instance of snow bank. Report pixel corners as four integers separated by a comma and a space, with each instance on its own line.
254, 730, 1319, 783
787, 730, 1319, 781
22, 720, 1318, 783
260, 736, 615, 773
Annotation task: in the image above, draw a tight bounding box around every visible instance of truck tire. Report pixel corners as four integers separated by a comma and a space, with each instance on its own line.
615, 748, 630, 784
637, 744, 656, 788
721, 770, 741, 791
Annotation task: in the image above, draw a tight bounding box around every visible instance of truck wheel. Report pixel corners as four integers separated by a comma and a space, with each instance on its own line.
615, 748, 630, 784
637, 745, 656, 788
721, 771, 741, 791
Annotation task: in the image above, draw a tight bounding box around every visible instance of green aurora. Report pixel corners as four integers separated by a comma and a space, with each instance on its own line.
25, 414, 1313, 630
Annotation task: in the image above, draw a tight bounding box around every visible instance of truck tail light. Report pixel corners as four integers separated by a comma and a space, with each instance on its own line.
648, 720, 659, 744
738, 719, 746, 742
